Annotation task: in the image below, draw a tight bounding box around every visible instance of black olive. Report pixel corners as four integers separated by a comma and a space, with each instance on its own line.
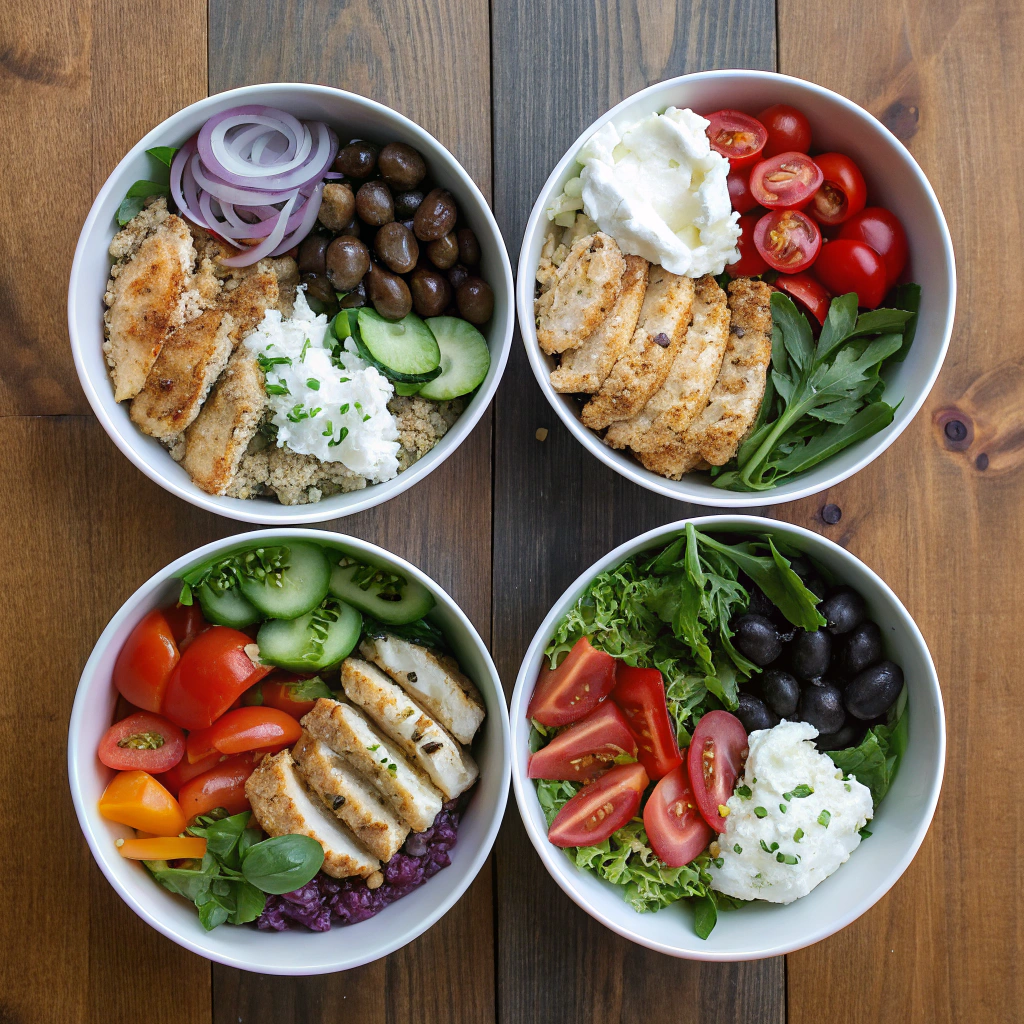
736, 692, 778, 733
797, 684, 846, 734
299, 273, 338, 316
844, 661, 904, 720
834, 621, 884, 678
297, 233, 329, 276
394, 189, 425, 220
820, 586, 867, 634
814, 719, 865, 752
760, 668, 800, 717
745, 585, 776, 620
790, 629, 832, 680
731, 614, 782, 666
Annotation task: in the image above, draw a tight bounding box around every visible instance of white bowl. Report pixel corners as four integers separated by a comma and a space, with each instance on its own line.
517, 70, 956, 507
69, 83, 514, 524
68, 529, 511, 975
510, 515, 944, 960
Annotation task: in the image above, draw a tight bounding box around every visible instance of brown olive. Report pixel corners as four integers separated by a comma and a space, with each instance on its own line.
297, 234, 329, 276
317, 183, 355, 232
325, 236, 370, 291
455, 276, 494, 324
301, 273, 339, 315
412, 188, 457, 241
378, 142, 427, 190
409, 267, 453, 318
394, 190, 425, 219
447, 264, 470, 290
336, 214, 363, 240
366, 262, 412, 320
334, 141, 377, 178
355, 181, 394, 226
426, 232, 459, 270
339, 281, 367, 308
373, 222, 419, 275
457, 227, 481, 267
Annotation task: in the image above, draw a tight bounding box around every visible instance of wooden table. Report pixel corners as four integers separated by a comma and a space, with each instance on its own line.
1, 0, 1018, 1020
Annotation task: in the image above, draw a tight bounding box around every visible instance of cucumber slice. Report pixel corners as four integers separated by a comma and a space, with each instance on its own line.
419, 317, 491, 400
197, 582, 262, 629
328, 561, 435, 625
239, 542, 331, 620
393, 381, 423, 396
257, 600, 363, 672
356, 309, 441, 383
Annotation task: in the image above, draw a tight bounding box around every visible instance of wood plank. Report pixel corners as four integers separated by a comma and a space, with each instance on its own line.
490, 2, 784, 1021
0, 0, 207, 417
777, 1, 1024, 1021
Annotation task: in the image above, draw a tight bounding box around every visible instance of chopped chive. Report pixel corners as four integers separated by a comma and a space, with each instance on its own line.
733, 844, 743, 854
338, 376, 351, 383
776, 852, 799, 865
844, 783, 852, 792
794, 828, 804, 843
322, 420, 334, 437
735, 784, 752, 799
754, 806, 767, 819
306, 377, 321, 390
340, 403, 350, 415
791, 784, 814, 798
783, 791, 792, 801
779, 803, 787, 813
712, 857, 724, 869
362, 413, 371, 422
818, 810, 831, 828
265, 382, 290, 396
300, 338, 311, 362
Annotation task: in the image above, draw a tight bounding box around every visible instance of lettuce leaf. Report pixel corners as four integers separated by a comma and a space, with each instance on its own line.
828, 689, 908, 804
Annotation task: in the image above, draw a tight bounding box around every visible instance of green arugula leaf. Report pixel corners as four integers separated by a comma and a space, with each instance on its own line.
116, 180, 170, 226
828, 690, 908, 804
146, 146, 178, 167
693, 892, 718, 939
884, 283, 921, 362
814, 292, 859, 363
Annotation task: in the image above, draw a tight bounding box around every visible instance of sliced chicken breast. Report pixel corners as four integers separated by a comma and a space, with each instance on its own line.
217, 265, 279, 343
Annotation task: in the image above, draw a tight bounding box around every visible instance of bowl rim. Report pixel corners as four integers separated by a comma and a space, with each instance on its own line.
69, 82, 515, 525
516, 69, 957, 508
67, 527, 512, 974
509, 514, 946, 960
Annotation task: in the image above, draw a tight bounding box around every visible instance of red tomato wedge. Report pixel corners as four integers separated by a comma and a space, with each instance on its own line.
112, 609, 180, 713
162, 603, 207, 652
528, 702, 637, 782
527, 637, 617, 727
750, 152, 823, 210
775, 272, 832, 326
611, 665, 682, 780
726, 168, 759, 214
727, 213, 769, 278
643, 761, 714, 867
810, 153, 867, 226
757, 104, 812, 158
186, 706, 302, 763
753, 209, 821, 273
839, 207, 909, 286
813, 239, 888, 309
259, 674, 329, 719
97, 712, 185, 773
158, 749, 223, 797
547, 762, 649, 848
177, 754, 258, 822
704, 110, 767, 169
687, 711, 749, 832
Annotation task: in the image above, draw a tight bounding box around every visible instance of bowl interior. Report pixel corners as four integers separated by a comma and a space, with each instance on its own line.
510, 517, 944, 960
518, 72, 955, 507
69, 531, 510, 974
70, 85, 513, 524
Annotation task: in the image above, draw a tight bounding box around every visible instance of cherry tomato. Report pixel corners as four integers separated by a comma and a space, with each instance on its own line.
726, 168, 759, 214
813, 239, 888, 309
547, 762, 649, 848
177, 754, 258, 822
687, 711, 749, 832
161, 626, 273, 730
749, 152, 823, 210
186, 706, 302, 763
112, 609, 180, 713
162, 603, 207, 652
157, 749, 224, 797
611, 666, 683, 780
528, 702, 637, 782
259, 674, 328, 719
527, 637, 617, 727
809, 153, 867, 226
753, 209, 821, 273
98, 770, 187, 836
118, 836, 207, 861
643, 761, 714, 867
97, 712, 185, 773
775, 272, 832, 326
726, 213, 769, 278
839, 207, 909, 286
757, 104, 812, 158
704, 110, 768, 169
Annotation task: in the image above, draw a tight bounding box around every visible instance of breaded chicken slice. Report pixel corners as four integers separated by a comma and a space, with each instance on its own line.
580, 268, 695, 428
301, 699, 443, 833
292, 731, 409, 862
180, 347, 267, 495
217, 265, 279, 343
245, 749, 379, 879
359, 636, 485, 745
535, 233, 625, 354
341, 658, 478, 800
605, 275, 729, 452
550, 255, 650, 394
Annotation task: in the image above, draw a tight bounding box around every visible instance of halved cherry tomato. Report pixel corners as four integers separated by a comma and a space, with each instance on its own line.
98, 712, 185, 773
687, 711, 749, 832
754, 209, 821, 273
809, 153, 867, 226
726, 213, 769, 278
527, 637, 617, 727
611, 665, 682, 780
749, 152, 822, 210
259, 674, 329, 719
547, 762, 649, 848
157, 749, 223, 797
161, 626, 273, 730
177, 754, 258, 822
186, 706, 301, 763
775, 272, 832, 326
118, 836, 207, 861
162, 603, 207, 652
813, 239, 888, 309
112, 609, 180, 713
839, 207, 909, 286
704, 110, 768, 169
726, 168, 759, 214
98, 770, 187, 836
757, 104, 812, 159
528, 702, 637, 782
643, 761, 714, 867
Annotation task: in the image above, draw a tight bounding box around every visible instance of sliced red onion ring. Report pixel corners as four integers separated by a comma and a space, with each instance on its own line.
219, 192, 298, 268
271, 182, 325, 256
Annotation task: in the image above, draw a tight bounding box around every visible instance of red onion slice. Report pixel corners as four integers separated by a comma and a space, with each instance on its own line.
219, 192, 298, 268
271, 182, 325, 256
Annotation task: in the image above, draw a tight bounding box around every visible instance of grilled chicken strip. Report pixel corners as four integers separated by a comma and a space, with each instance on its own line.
359, 636, 485, 745
245, 749, 379, 879
217, 265, 279, 342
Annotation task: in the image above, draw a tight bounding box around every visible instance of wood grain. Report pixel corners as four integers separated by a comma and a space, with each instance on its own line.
489, 2, 783, 1021
776, 1, 1024, 1022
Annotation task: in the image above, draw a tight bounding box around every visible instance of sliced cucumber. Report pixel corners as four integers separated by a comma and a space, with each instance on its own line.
239, 542, 331, 620
257, 600, 363, 672
356, 309, 441, 383
328, 560, 435, 625
419, 317, 491, 400
393, 381, 424, 396
197, 582, 262, 629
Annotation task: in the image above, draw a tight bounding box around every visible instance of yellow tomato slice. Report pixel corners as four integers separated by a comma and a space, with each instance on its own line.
98, 770, 187, 836
117, 836, 207, 861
